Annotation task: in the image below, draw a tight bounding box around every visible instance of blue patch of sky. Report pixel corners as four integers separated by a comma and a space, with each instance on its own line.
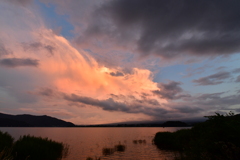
154, 54, 240, 95
153, 64, 188, 82
34, 0, 74, 39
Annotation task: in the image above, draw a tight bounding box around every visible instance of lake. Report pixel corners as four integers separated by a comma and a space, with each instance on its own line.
0, 127, 188, 160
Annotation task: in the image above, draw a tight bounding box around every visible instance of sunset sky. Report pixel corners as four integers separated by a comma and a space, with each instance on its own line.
0, 0, 240, 124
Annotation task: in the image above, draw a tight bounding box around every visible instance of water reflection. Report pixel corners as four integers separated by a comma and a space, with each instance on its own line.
102, 143, 126, 156
87, 143, 126, 159
0, 127, 188, 160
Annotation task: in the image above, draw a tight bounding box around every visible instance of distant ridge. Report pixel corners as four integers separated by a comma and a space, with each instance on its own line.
0, 113, 75, 127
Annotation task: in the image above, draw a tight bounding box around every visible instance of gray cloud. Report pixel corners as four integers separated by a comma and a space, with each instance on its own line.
84, 0, 240, 59
196, 93, 240, 108
64, 94, 130, 112
23, 42, 55, 56
236, 75, 240, 83
233, 68, 240, 73
62, 91, 240, 120
197, 92, 225, 100
110, 93, 160, 106
215, 66, 227, 71
0, 58, 39, 68
166, 91, 240, 116
5, 0, 32, 6
153, 81, 190, 100
174, 105, 203, 114
192, 71, 231, 86
109, 71, 124, 77
0, 43, 12, 57
63, 93, 171, 118
38, 88, 54, 97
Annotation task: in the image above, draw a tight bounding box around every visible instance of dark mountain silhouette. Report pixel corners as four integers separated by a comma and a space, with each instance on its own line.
0, 113, 75, 127
162, 121, 188, 127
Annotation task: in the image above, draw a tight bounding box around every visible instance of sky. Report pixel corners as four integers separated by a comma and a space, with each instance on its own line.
0, 0, 240, 125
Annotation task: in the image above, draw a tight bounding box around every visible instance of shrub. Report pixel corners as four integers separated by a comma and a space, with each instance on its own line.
153, 132, 177, 150
0, 130, 14, 160
12, 135, 68, 160
153, 112, 240, 160
0, 131, 14, 152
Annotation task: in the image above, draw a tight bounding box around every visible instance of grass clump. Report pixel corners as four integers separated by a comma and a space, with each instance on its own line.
101, 143, 126, 156
102, 147, 115, 156
86, 157, 101, 160
153, 112, 240, 160
133, 139, 146, 144
114, 144, 126, 152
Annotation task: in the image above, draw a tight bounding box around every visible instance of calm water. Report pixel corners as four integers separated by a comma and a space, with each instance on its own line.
0, 127, 188, 160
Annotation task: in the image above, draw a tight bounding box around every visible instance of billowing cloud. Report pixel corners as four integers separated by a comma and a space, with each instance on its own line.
0, 0, 170, 123
81, 0, 240, 59
153, 81, 190, 100
193, 71, 231, 86
0, 58, 39, 68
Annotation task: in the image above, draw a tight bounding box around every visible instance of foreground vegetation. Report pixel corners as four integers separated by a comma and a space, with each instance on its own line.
0, 131, 68, 160
153, 112, 240, 160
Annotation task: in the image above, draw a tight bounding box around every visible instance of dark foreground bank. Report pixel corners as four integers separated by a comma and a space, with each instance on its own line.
153, 112, 240, 160
0, 131, 68, 160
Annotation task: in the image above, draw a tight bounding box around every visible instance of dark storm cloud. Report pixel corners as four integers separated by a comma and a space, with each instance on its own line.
63, 91, 240, 120
23, 42, 55, 56
63, 93, 170, 118
0, 43, 12, 57
192, 71, 231, 86
0, 58, 39, 68
86, 0, 240, 58
236, 75, 240, 83
64, 94, 130, 112
153, 81, 190, 100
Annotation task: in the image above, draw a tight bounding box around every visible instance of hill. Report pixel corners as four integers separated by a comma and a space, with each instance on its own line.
0, 113, 75, 127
